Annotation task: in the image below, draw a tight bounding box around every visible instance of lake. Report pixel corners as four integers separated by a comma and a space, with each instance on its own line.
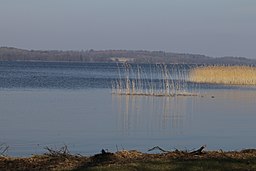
0, 61, 256, 156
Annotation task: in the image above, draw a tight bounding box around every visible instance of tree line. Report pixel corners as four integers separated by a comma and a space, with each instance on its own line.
0, 47, 255, 65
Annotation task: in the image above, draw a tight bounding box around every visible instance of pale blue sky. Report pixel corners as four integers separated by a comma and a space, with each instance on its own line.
0, 0, 256, 58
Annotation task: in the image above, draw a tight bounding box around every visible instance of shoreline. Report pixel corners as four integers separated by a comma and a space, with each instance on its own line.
1, 147, 256, 171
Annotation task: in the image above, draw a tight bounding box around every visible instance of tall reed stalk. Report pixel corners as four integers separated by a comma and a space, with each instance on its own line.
112, 63, 196, 97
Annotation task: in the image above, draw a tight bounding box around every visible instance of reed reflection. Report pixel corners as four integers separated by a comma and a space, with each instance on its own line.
112, 94, 198, 135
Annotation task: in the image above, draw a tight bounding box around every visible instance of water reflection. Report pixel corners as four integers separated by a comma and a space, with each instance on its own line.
112, 88, 256, 137
212, 89, 256, 104
112, 94, 198, 135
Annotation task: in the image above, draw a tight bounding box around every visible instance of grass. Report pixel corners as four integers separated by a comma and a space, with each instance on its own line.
2, 149, 256, 171
190, 65, 256, 85
83, 159, 256, 171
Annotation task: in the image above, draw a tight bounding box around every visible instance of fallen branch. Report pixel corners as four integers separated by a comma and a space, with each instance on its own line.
190, 145, 206, 155
148, 146, 170, 153
44, 144, 71, 157
148, 145, 206, 155
0, 143, 9, 156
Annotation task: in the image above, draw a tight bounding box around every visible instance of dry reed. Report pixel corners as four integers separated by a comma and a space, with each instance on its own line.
190, 65, 256, 85
112, 64, 197, 97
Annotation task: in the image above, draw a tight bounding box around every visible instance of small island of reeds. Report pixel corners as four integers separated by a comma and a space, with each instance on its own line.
190, 65, 256, 85
112, 64, 197, 97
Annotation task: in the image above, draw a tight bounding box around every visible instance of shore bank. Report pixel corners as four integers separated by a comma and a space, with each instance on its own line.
1, 148, 256, 171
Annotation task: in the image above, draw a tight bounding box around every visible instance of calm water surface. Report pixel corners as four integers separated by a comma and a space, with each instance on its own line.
0, 61, 256, 156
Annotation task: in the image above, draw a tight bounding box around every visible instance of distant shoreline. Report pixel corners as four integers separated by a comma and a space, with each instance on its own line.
1, 47, 256, 65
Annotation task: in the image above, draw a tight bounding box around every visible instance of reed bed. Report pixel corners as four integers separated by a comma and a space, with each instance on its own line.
112, 63, 197, 97
190, 65, 256, 85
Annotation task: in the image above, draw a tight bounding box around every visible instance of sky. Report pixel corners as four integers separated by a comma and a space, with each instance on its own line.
0, 0, 256, 58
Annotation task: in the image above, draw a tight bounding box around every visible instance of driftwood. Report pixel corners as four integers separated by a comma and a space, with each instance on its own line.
189, 145, 206, 155
44, 144, 71, 157
148, 146, 170, 153
0, 143, 9, 156
148, 145, 206, 155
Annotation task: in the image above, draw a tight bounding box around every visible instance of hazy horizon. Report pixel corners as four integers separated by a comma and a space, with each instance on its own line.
1, 0, 256, 58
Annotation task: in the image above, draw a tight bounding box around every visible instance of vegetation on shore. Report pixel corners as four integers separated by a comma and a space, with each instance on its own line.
190, 65, 256, 85
1, 147, 256, 171
1, 47, 256, 65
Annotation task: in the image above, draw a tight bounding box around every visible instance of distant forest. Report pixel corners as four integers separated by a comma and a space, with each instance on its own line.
0, 47, 255, 65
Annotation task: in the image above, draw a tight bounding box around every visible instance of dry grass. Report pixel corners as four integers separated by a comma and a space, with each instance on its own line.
190, 65, 256, 85
1, 149, 256, 171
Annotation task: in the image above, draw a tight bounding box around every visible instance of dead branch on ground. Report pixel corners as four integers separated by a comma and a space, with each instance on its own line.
44, 144, 72, 157
148, 145, 206, 155
189, 145, 206, 155
0, 143, 9, 156
148, 146, 170, 153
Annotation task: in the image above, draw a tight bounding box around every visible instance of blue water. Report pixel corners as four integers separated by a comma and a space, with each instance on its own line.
0, 61, 256, 156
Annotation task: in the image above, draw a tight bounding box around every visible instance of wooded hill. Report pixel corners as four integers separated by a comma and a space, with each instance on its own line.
0, 47, 255, 65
